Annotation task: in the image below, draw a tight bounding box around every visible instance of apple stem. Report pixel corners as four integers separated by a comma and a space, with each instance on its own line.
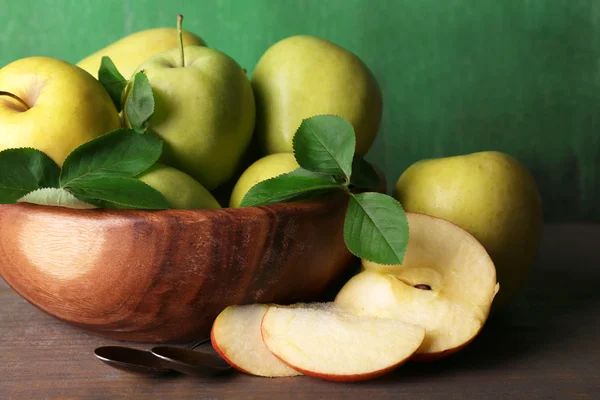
177, 14, 185, 68
0, 91, 29, 110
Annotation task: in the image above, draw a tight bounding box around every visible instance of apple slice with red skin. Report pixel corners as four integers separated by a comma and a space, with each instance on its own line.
336, 213, 500, 361
211, 304, 301, 377
261, 303, 425, 382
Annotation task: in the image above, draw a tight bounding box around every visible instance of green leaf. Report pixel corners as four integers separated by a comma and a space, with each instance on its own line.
67, 176, 169, 210
98, 56, 128, 111
71, 193, 105, 208
350, 155, 382, 191
344, 192, 409, 265
0, 148, 60, 203
60, 128, 162, 187
240, 168, 344, 207
18, 188, 96, 209
292, 115, 356, 180
125, 72, 155, 133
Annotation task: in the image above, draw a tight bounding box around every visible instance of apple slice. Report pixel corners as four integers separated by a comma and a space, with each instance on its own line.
335, 212, 500, 361
261, 303, 425, 382
211, 304, 301, 377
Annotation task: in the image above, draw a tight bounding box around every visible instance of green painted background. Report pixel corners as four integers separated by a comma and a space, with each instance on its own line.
1, 0, 598, 221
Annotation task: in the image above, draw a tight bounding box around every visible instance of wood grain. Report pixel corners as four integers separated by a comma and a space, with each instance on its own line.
0, 195, 354, 343
0, 224, 598, 399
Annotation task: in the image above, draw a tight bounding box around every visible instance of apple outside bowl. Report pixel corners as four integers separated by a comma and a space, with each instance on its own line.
0, 194, 354, 343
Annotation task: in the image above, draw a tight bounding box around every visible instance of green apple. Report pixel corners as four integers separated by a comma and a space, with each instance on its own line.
393, 151, 543, 308
229, 153, 299, 208
77, 28, 206, 79
136, 163, 220, 209
0, 57, 120, 165
124, 46, 255, 191
251, 35, 382, 156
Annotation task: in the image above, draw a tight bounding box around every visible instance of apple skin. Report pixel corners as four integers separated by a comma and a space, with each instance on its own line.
265, 352, 412, 383
0, 57, 120, 166
77, 28, 206, 79
394, 151, 542, 308
251, 35, 382, 156
124, 46, 255, 191
229, 153, 299, 208
411, 335, 477, 362
136, 163, 220, 209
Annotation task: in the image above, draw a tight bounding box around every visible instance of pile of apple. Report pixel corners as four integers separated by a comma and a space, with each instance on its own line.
0, 22, 382, 211
0, 20, 543, 382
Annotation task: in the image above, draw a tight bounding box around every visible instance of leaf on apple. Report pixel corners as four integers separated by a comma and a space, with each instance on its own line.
292, 115, 356, 181
241, 114, 409, 265
17, 188, 96, 209
344, 192, 409, 265
240, 168, 343, 207
67, 176, 169, 210
125, 72, 155, 133
0, 148, 60, 203
60, 128, 163, 188
98, 56, 128, 111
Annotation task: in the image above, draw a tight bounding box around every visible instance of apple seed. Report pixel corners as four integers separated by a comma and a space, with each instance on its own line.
413, 284, 432, 290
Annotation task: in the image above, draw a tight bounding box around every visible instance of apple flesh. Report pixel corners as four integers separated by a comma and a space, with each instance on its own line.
261, 303, 425, 382
336, 213, 499, 360
211, 304, 301, 377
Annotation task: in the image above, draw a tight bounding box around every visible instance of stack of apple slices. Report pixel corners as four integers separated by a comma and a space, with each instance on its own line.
211, 213, 499, 382
212, 303, 425, 381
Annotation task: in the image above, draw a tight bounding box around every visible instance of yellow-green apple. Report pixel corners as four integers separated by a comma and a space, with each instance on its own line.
229, 153, 299, 207
136, 163, 220, 209
260, 303, 425, 382
211, 304, 301, 377
0, 57, 120, 165
123, 46, 255, 191
251, 35, 382, 156
393, 151, 542, 308
76, 28, 206, 79
335, 213, 499, 361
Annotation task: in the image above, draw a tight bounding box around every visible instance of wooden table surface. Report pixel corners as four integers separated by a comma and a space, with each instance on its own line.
1, 224, 598, 399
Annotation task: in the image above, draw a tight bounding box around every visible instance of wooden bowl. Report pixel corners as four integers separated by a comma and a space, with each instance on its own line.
0, 195, 353, 343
